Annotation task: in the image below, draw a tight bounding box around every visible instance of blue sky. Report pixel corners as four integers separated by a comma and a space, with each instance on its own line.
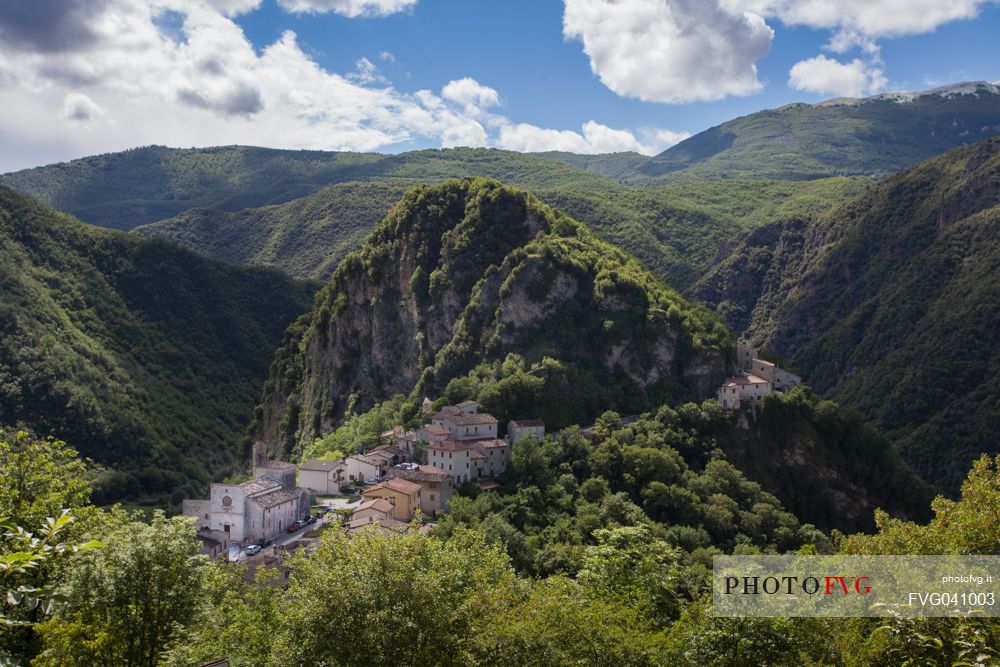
237, 1, 1000, 137
0, 0, 998, 171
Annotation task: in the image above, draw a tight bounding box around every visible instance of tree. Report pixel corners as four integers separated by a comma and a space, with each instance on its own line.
0, 511, 101, 664
34, 512, 204, 667
270, 528, 517, 666
0, 429, 91, 530
577, 525, 684, 627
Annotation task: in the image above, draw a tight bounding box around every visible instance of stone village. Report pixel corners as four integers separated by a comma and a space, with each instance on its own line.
184, 343, 800, 563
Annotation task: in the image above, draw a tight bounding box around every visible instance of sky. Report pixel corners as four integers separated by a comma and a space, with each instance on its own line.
0, 0, 998, 172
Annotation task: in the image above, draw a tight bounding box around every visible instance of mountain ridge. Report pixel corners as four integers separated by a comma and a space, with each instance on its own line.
691, 137, 1000, 492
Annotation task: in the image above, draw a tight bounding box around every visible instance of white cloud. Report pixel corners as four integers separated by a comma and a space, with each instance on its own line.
276, 0, 416, 17
379, 50, 395, 62
788, 54, 887, 97
347, 56, 388, 85
732, 0, 996, 39
497, 121, 688, 155
0, 0, 687, 172
562, 0, 774, 104
441, 77, 500, 111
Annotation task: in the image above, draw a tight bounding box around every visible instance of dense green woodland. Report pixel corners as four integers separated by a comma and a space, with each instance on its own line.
0, 187, 315, 506
695, 138, 1000, 493
1, 428, 997, 666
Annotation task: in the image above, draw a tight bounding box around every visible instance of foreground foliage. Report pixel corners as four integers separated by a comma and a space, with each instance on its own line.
0, 428, 995, 666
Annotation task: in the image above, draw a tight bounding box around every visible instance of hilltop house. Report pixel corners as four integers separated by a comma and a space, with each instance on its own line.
717, 344, 803, 410
388, 464, 453, 515
183, 444, 310, 544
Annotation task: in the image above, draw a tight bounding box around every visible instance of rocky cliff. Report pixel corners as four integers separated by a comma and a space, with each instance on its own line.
253, 178, 732, 458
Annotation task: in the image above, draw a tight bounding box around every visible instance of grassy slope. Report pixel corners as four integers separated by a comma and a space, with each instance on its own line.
0, 186, 315, 505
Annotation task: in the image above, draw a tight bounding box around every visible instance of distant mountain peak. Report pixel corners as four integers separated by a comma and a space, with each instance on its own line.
816, 80, 1000, 107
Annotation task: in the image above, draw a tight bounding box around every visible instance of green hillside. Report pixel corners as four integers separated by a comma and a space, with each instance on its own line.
0, 186, 315, 505
134, 181, 409, 281
692, 137, 1000, 492
136, 168, 864, 285
530, 150, 651, 181
633, 82, 1000, 183
252, 178, 733, 458
0, 146, 618, 232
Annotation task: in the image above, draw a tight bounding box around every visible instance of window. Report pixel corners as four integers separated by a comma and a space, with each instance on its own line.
430, 494, 435, 502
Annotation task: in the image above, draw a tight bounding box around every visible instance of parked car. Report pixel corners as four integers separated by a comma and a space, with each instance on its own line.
287, 521, 301, 533
245, 544, 261, 556
303, 515, 317, 525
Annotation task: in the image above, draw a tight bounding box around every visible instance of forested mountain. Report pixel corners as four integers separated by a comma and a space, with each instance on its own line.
630, 81, 1000, 183
245, 178, 930, 533
252, 178, 732, 458
136, 171, 863, 284
0, 186, 315, 505
134, 181, 409, 281
0, 146, 615, 231
693, 138, 1000, 492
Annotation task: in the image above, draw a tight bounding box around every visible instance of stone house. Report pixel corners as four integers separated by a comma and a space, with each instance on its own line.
183, 472, 309, 545
426, 438, 510, 484
432, 402, 498, 441
508, 419, 545, 443
367, 444, 408, 469
337, 453, 382, 484
361, 478, 422, 521
716, 373, 772, 409
351, 498, 394, 522
388, 464, 453, 515
298, 459, 348, 496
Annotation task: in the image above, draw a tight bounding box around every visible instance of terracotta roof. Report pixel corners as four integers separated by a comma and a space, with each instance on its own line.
347, 453, 380, 466
753, 358, 776, 368
363, 478, 421, 496
368, 445, 406, 457
456, 400, 479, 409
473, 438, 508, 449
509, 419, 545, 428
420, 424, 451, 437
344, 515, 410, 533
440, 412, 498, 426
470, 450, 486, 459
353, 498, 393, 515
721, 373, 771, 387
426, 440, 474, 452
390, 465, 451, 482
477, 480, 500, 490
299, 459, 344, 472
241, 477, 282, 495
249, 487, 305, 509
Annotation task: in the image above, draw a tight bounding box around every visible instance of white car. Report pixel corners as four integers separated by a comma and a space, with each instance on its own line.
245, 544, 262, 556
